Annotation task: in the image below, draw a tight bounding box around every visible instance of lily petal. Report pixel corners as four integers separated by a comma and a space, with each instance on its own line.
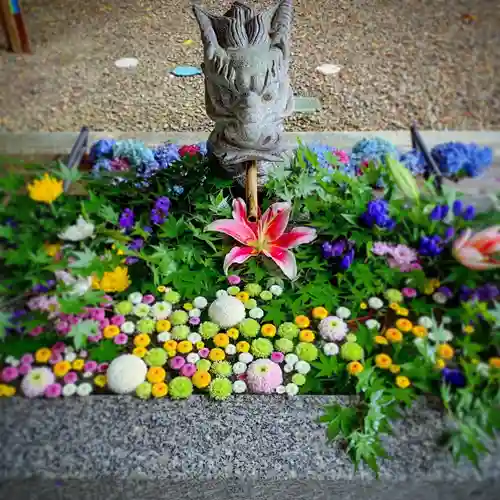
273, 226, 317, 249
232, 198, 248, 224
469, 226, 500, 246
454, 247, 498, 270
205, 219, 257, 245
263, 246, 297, 280
223, 246, 257, 274
259, 201, 292, 242
453, 228, 472, 252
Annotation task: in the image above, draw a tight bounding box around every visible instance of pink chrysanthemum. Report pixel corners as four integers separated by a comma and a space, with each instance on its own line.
114, 333, 128, 345
64, 372, 78, 384
1, 366, 19, 383
227, 275, 241, 285
246, 359, 283, 394
110, 315, 125, 326
180, 363, 197, 377
44, 383, 62, 398
142, 294, 156, 304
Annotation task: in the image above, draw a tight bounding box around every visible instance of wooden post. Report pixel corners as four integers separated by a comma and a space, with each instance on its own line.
0, 0, 31, 53
245, 160, 258, 222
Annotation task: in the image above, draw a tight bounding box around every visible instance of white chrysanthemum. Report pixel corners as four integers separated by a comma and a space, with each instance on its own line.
76, 383, 93, 397
5, 356, 19, 367
249, 307, 264, 320
106, 354, 147, 394
151, 301, 172, 319
215, 290, 228, 298
128, 292, 143, 304
269, 285, 283, 296
239, 352, 253, 364
225, 344, 237, 355
418, 316, 433, 329
186, 353, 200, 364
233, 361, 247, 375
187, 332, 202, 344
65, 352, 77, 363
284, 353, 299, 366
121, 321, 135, 334
365, 319, 381, 331
336, 307, 351, 319
283, 364, 294, 373
133, 303, 151, 318
55, 270, 92, 297
368, 297, 384, 310
193, 296, 208, 309
432, 292, 448, 305
233, 380, 247, 394
275, 385, 286, 394
62, 383, 77, 397
323, 343, 339, 356
188, 308, 201, 318
295, 361, 311, 375
59, 216, 95, 241
65, 346, 75, 354
208, 295, 246, 328
157, 332, 171, 342
285, 383, 299, 396
82, 371, 93, 379
318, 316, 348, 342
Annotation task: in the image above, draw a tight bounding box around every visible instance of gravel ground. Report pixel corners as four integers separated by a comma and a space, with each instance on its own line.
0, 0, 499, 132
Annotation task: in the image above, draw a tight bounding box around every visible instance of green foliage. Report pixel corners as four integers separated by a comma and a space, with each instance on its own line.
67, 320, 100, 349
88, 340, 124, 363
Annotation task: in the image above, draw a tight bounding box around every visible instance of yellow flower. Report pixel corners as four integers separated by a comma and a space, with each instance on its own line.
389, 364, 401, 374
72, 359, 85, 371
164, 340, 178, 352
395, 319, 413, 332
0, 384, 16, 397
412, 326, 428, 338
195, 341, 205, 350
347, 361, 364, 375
375, 335, 388, 345
147, 367, 166, 384
103, 325, 120, 339
423, 285, 434, 295
134, 334, 151, 348
488, 357, 500, 369
227, 328, 239, 340
213, 333, 230, 348
156, 320, 171, 332
152, 382, 168, 398
93, 266, 130, 293
236, 291, 250, 302
471, 358, 480, 365
294, 315, 310, 329
375, 354, 392, 369
434, 358, 446, 370
192, 370, 211, 389
429, 279, 440, 289
389, 302, 399, 310
385, 328, 403, 343
209, 348, 225, 362
44, 242, 61, 257
261, 324, 277, 337
397, 307, 409, 317
437, 343, 454, 360
133, 346, 147, 358
396, 375, 411, 389
165, 349, 176, 358
312, 307, 328, 320
360, 302, 368, 310
177, 340, 193, 354
35, 347, 52, 364
53, 360, 71, 378
236, 341, 250, 353
111, 244, 125, 256
157, 285, 167, 293
299, 329, 315, 343
27, 173, 63, 204
463, 325, 475, 334
183, 303, 193, 311
94, 375, 107, 388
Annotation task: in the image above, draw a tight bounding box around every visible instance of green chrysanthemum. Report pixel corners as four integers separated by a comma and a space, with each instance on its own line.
211, 360, 233, 378
340, 342, 364, 361
170, 310, 189, 326
171, 325, 190, 340
209, 378, 233, 400
200, 321, 220, 340
274, 338, 294, 353
295, 342, 319, 362
245, 283, 262, 297
169, 376, 193, 399
115, 300, 133, 315
239, 318, 260, 338
136, 381, 152, 400
137, 318, 155, 334
251, 338, 274, 358
278, 322, 300, 340
164, 290, 181, 304
144, 348, 168, 367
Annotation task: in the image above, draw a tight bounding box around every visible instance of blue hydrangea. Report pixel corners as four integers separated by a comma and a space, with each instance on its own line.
113, 140, 156, 168
430, 143, 469, 176
154, 143, 181, 169
196, 142, 208, 156
463, 143, 493, 177
92, 158, 112, 177
298, 144, 355, 177
89, 139, 116, 162
399, 149, 426, 175
350, 137, 399, 168
172, 185, 184, 195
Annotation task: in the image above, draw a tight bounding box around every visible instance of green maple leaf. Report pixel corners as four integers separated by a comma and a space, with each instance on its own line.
98, 205, 119, 224
159, 216, 186, 239
69, 248, 97, 269
88, 340, 123, 363
262, 299, 287, 324
67, 320, 99, 349
312, 352, 341, 378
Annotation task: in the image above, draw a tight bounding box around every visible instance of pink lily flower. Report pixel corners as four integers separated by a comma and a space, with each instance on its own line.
453, 226, 500, 270
205, 198, 317, 279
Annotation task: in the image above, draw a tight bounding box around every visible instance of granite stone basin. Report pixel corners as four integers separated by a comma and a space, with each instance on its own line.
0, 396, 499, 500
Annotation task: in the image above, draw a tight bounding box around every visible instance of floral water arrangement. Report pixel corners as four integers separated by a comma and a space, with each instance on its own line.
1, 137, 499, 476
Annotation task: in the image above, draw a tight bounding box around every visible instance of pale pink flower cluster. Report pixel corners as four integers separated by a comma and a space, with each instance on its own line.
372, 242, 421, 272
27, 295, 60, 318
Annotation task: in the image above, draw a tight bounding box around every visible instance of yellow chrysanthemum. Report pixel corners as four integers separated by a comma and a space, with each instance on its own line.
152, 382, 168, 398
463, 325, 475, 335
396, 376, 411, 389
385, 328, 403, 343
434, 358, 446, 370
389, 364, 401, 374
395, 319, 413, 332
213, 333, 230, 348
163, 340, 177, 351
103, 325, 120, 339
236, 292, 250, 302
27, 173, 63, 204
44, 242, 62, 257
192, 370, 211, 389
375, 354, 392, 369
227, 328, 239, 340
183, 303, 193, 311
437, 343, 454, 360
294, 315, 310, 329
412, 325, 428, 338
156, 320, 171, 332
133, 346, 147, 358
209, 348, 225, 362
375, 335, 388, 345
147, 367, 166, 384
299, 329, 315, 343
53, 361, 71, 378
346, 361, 364, 375
261, 324, 277, 337
0, 384, 16, 397
397, 307, 409, 317
35, 347, 52, 364
157, 285, 167, 293
488, 357, 500, 369
93, 266, 130, 293
359, 302, 368, 310
195, 341, 205, 350
94, 375, 107, 388
72, 359, 85, 371
236, 341, 250, 353
134, 334, 151, 348
389, 302, 399, 310
312, 307, 328, 320
177, 340, 193, 354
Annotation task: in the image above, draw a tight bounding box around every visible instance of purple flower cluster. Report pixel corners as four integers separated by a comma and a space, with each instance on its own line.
32, 280, 56, 294
154, 143, 181, 169
118, 208, 135, 230
442, 367, 466, 388
151, 197, 171, 225
459, 283, 499, 302
431, 142, 493, 177
429, 204, 449, 221
418, 235, 444, 257
322, 238, 355, 270
360, 199, 395, 230
452, 200, 475, 221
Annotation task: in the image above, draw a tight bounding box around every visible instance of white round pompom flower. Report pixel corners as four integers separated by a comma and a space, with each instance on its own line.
233, 380, 247, 394
215, 290, 228, 298
121, 321, 135, 335
275, 385, 286, 394
249, 307, 264, 320
365, 319, 381, 331
233, 362, 247, 375
285, 383, 299, 396
269, 285, 283, 296
62, 383, 77, 397
368, 297, 384, 310
65, 352, 77, 363
188, 308, 201, 318
208, 295, 246, 328
283, 364, 294, 373
151, 301, 172, 319
193, 296, 208, 309
76, 383, 93, 397
186, 353, 200, 364
318, 316, 348, 342
239, 352, 253, 364
336, 307, 351, 319
295, 361, 311, 375
323, 343, 339, 356
284, 354, 299, 366
225, 344, 237, 355
187, 332, 202, 344
157, 332, 171, 343
128, 292, 143, 304
106, 354, 148, 394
